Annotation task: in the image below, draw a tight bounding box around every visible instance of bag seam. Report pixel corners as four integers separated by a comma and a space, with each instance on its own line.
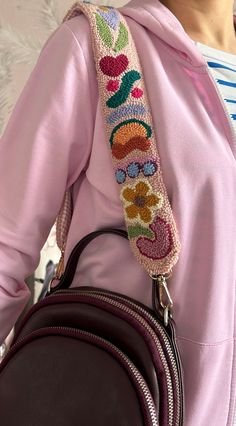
176, 335, 235, 347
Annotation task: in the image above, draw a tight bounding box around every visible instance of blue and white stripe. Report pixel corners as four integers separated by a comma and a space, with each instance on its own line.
193, 39, 236, 425
193, 41, 236, 136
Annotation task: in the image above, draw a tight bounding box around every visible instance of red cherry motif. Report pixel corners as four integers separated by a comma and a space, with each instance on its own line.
100, 54, 129, 77
131, 87, 143, 98
106, 80, 120, 92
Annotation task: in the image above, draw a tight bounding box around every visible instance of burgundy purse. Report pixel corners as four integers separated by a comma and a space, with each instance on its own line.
0, 228, 184, 425
0, 2, 184, 424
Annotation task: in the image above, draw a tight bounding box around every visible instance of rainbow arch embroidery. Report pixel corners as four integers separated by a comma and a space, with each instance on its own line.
61, 1, 181, 276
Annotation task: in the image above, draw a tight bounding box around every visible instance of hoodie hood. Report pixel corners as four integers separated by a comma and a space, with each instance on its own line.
119, 0, 236, 68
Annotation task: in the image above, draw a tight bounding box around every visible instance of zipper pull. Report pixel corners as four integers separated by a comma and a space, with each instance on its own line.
150, 272, 173, 327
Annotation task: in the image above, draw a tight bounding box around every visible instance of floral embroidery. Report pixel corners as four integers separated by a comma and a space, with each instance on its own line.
115, 169, 126, 184
95, 7, 128, 52
127, 161, 140, 178
114, 21, 129, 52
127, 223, 154, 239
115, 160, 158, 184
127, 160, 158, 178
98, 7, 120, 31
143, 160, 158, 176
121, 181, 163, 224
95, 13, 113, 48
61, 2, 181, 277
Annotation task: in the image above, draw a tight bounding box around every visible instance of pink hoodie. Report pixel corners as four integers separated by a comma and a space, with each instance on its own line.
0, 0, 236, 423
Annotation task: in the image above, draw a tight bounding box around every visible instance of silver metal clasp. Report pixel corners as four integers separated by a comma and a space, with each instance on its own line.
150, 271, 173, 326
157, 274, 173, 310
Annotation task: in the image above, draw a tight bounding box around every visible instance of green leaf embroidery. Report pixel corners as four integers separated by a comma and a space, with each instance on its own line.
114, 22, 129, 52
128, 224, 154, 239
95, 13, 113, 48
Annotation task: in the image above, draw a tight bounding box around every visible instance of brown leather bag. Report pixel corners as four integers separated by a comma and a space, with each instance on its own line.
0, 228, 184, 426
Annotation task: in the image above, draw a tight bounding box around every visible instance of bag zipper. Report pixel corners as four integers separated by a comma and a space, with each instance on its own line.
7, 286, 183, 424
47, 289, 178, 425
74, 288, 183, 425
0, 326, 158, 426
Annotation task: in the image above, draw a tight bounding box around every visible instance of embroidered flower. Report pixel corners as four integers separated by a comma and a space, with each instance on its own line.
127, 162, 140, 178
115, 169, 126, 184
121, 180, 163, 223
143, 160, 158, 177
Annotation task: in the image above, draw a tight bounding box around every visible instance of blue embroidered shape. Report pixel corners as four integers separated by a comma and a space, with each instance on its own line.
127, 162, 140, 178
115, 169, 126, 184
98, 8, 120, 30
143, 160, 158, 176
107, 103, 148, 124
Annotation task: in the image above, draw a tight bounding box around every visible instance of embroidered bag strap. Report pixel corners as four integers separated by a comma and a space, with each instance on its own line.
55, 1, 181, 287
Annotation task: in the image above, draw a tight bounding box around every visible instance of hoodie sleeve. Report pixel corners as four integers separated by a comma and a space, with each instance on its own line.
0, 20, 93, 345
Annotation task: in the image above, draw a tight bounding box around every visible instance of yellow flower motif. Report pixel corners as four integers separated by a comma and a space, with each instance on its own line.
121, 180, 163, 224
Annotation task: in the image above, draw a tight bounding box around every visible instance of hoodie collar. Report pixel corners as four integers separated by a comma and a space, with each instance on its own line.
119, 0, 236, 68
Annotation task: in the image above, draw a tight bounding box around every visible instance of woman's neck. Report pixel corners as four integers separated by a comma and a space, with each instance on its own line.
160, 0, 236, 54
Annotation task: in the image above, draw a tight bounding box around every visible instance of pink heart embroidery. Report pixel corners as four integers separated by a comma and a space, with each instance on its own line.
137, 216, 173, 260
99, 54, 129, 77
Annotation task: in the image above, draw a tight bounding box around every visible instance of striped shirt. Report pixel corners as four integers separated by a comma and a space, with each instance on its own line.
194, 39, 236, 425
193, 41, 236, 137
